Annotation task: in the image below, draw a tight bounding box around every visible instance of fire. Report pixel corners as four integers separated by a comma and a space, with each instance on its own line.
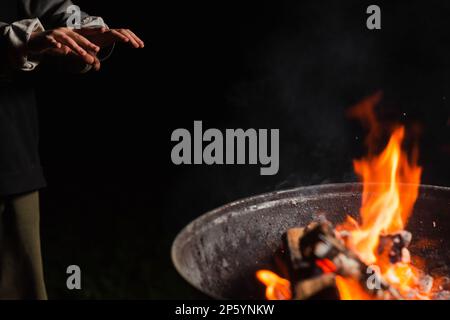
345, 127, 422, 264
316, 259, 337, 274
338, 94, 424, 299
384, 263, 417, 290
256, 270, 292, 300
256, 93, 430, 300
335, 276, 372, 300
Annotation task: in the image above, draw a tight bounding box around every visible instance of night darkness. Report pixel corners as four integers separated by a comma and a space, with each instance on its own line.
30, 0, 450, 299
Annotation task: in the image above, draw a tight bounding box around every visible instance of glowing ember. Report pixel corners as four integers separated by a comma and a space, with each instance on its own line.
316, 259, 337, 274
256, 270, 292, 300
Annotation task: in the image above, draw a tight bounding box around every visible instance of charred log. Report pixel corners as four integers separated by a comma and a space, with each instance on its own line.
283, 221, 403, 300
378, 231, 412, 264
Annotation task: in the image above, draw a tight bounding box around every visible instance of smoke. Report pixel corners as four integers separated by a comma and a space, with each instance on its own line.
222, 2, 385, 191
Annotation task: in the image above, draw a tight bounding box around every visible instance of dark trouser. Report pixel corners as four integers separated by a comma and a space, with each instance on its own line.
0, 191, 47, 299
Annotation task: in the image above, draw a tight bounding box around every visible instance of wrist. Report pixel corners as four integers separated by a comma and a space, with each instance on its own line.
6, 19, 45, 71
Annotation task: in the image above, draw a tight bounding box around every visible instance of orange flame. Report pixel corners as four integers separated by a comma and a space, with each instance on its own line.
257, 93, 429, 300
338, 93, 424, 299
256, 270, 292, 300
335, 276, 372, 300
347, 127, 422, 264
316, 259, 337, 274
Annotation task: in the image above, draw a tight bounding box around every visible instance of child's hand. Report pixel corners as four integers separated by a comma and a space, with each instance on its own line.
75, 27, 144, 49
27, 27, 100, 64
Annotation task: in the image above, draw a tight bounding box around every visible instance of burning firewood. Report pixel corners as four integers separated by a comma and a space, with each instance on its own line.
285, 228, 305, 270
255, 96, 448, 300
283, 221, 403, 300
378, 231, 412, 265
432, 290, 450, 300
293, 273, 336, 300
285, 227, 337, 299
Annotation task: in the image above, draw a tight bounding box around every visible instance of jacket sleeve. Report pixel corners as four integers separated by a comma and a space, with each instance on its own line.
0, 18, 45, 72
22, 0, 106, 30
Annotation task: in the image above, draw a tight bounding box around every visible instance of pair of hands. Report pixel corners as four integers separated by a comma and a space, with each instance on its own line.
27, 27, 144, 71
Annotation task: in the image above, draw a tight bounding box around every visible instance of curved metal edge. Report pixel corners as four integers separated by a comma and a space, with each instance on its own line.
171, 182, 450, 299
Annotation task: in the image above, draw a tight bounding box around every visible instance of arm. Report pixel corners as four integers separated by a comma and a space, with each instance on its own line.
0, 18, 45, 72
1, 0, 143, 75
0, 0, 100, 74
25, 0, 144, 71
23, 0, 109, 72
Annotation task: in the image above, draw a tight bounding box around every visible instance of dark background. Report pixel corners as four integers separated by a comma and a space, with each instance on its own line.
33, 0, 449, 298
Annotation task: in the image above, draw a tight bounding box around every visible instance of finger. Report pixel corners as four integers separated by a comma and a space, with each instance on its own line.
125, 29, 145, 48
109, 30, 130, 43
93, 56, 101, 71
47, 36, 62, 49
53, 32, 96, 64
124, 29, 144, 48
53, 32, 87, 56
116, 29, 136, 46
45, 48, 65, 56
47, 45, 72, 56
38, 35, 63, 53
75, 27, 107, 36
118, 29, 140, 48
61, 45, 72, 55
67, 30, 100, 52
